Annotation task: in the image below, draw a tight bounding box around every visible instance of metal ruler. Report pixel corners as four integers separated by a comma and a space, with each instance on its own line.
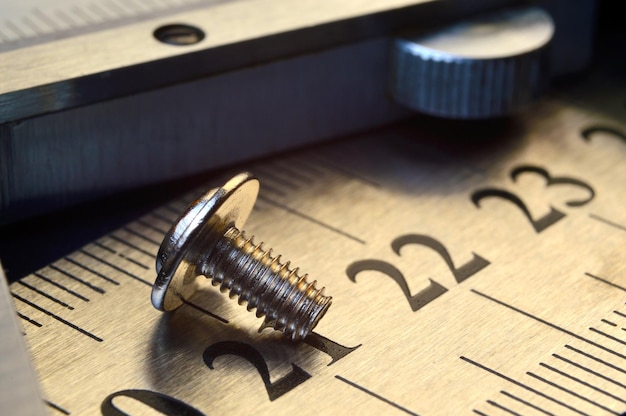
7, 74, 626, 414
0, 0, 228, 53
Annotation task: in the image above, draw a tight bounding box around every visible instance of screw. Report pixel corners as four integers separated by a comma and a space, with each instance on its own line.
151, 172, 332, 341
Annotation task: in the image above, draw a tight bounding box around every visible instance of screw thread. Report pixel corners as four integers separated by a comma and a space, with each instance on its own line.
202, 227, 332, 340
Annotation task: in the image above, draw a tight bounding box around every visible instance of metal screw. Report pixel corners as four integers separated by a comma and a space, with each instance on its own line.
151, 172, 332, 341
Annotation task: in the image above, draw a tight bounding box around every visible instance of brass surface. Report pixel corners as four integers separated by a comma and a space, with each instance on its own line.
8, 85, 626, 414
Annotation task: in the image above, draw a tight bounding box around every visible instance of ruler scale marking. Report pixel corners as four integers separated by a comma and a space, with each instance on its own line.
586, 273, 626, 292
135, 218, 168, 235
267, 162, 316, 184
32, 272, 90, 302
88, 3, 114, 20
161, 205, 183, 217
258, 196, 366, 244
588, 214, 626, 233
102, 0, 127, 17
96, 239, 152, 267
181, 298, 229, 324
5, 20, 27, 38
78, 249, 152, 286
334, 375, 420, 416
92, 240, 116, 254
500, 390, 555, 416
17, 312, 43, 328
526, 372, 618, 414
588, 328, 626, 346
48, 264, 105, 294
121, 226, 161, 247
260, 184, 288, 198
21, 16, 44, 35
32, 8, 61, 31
16, 280, 75, 310
54, 9, 77, 28
539, 362, 626, 404
11, 293, 103, 342
117, 254, 150, 270
460, 357, 589, 416
254, 168, 301, 191
553, 345, 626, 380
63, 256, 120, 285
44, 400, 70, 415
485, 400, 521, 416
471, 289, 626, 361
310, 154, 382, 188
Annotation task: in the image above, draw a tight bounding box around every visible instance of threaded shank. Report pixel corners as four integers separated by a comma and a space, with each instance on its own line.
202, 227, 332, 340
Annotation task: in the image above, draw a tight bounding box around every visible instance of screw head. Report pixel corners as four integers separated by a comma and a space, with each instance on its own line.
152, 173, 260, 311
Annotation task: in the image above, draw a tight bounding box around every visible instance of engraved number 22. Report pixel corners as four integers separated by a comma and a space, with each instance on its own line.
347, 234, 489, 312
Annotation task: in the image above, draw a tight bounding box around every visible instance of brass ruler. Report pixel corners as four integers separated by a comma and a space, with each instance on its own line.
8, 86, 626, 415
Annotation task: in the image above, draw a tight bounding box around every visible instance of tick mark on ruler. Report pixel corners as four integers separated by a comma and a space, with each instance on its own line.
79, 249, 152, 286
589, 213, 626, 233
585, 272, 626, 292
5, 21, 27, 38
107, 234, 156, 259
260, 183, 287, 197
486, 400, 521, 416
16, 280, 74, 310
21, 17, 44, 35
55, 10, 77, 27
181, 299, 229, 324
602, 319, 618, 327
259, 196, 365, 244
11, 293, 103, 342
500, 390, 554, 416
95, 240, 151, 269
268, 162, 315, 184
562, 344, 626, 377
136, 218, 168, 235
470, 289, 626, 361
460, 357, 588, 416
33, 8, 61, 31
539, 362, 626, 404
334, 375, 419, 416
311, 154, 381, 188
160, 205, 182, 218
93, 241, 115, 254
45, 399, 70, 415
18, 312, 42, 328
49, 264, 105, 293
122, 226, 161, 246
527, 371, 618, 414
147, 212, 175, 227
63, 256, 119, 285
33, 272, 89, 302
589, 327, 626, 346
254, 168, 300, 190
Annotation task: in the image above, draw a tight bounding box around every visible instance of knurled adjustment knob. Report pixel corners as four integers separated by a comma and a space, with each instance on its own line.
390, 7, 554, 119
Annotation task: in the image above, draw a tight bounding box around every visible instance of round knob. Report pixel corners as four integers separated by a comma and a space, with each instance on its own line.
390, 7, 554, 119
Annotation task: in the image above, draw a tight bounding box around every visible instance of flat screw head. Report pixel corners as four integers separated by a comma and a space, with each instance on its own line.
151, 172, 332, 340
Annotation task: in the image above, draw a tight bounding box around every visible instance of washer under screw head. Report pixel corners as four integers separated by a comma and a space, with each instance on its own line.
151, 172, 332, 341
